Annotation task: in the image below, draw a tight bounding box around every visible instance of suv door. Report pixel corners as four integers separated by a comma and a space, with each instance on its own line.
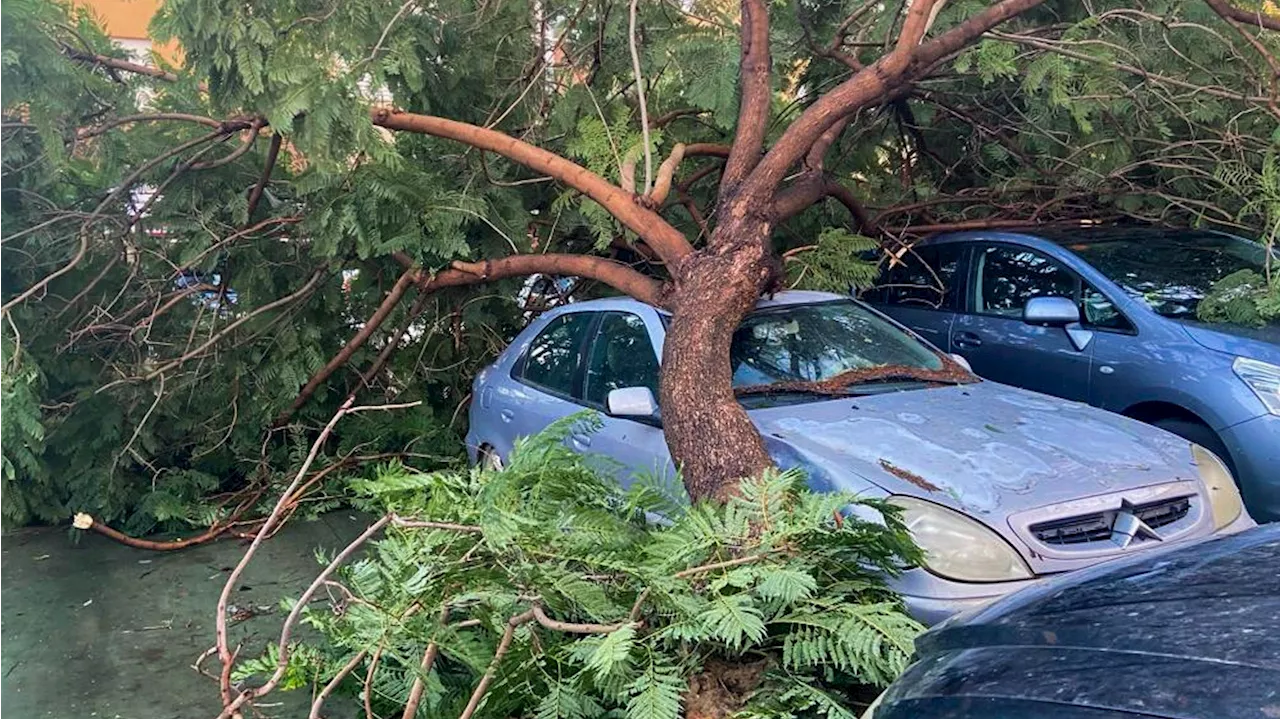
864, 243, 965, 350
952, 243, 1094, 400
580, 311, 673, 486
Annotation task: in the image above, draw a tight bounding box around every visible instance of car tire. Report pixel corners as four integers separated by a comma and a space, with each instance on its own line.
478, 445, 504, 471
1151, 418, 1236, 476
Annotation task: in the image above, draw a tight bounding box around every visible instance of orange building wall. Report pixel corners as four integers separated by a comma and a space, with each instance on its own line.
76, 0, 180, 63
79, 0, 161, 39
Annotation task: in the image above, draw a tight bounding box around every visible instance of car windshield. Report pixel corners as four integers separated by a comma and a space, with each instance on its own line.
729, 300, 974, 400
1068, 232, 1276, 325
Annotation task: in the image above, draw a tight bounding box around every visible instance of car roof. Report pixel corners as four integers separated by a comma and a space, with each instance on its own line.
919, 224, 1242, 248
550, 289, 849, 316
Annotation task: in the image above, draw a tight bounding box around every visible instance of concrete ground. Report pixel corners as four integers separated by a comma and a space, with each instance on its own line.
2, 513, 370, 719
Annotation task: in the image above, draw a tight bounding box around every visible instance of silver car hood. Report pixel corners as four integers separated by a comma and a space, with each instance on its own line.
749, 381, 1199, 517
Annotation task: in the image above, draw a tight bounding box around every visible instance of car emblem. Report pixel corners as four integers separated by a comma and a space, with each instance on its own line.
1110, 500, 1163, 548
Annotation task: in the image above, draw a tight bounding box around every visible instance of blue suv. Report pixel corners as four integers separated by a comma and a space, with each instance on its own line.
864, 228, 1280, 521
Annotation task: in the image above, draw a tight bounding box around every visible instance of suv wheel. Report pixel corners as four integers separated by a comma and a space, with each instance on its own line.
1152, 418, 1236, 476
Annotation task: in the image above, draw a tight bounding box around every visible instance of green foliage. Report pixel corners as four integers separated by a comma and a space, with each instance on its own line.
239, 419, 922, 718
1198, 270, 1280, 327
1, 345, 54, 525
3, 0, 1276, 532
1202, 151, 1280, 327
787, 229, 880, 293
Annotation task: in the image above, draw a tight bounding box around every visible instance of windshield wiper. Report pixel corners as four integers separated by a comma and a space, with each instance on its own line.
733, 363, 976, 397
734, 385, 853, 398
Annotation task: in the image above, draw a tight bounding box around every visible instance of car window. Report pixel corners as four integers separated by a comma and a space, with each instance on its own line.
1082, 282, 1133, 332
519, 312, 593, 397
1067, 232, 1276, 326
870, 244, 963, 310
975, 245, 1077, 316
584, 312, 660, 407
731, 300, 943, 388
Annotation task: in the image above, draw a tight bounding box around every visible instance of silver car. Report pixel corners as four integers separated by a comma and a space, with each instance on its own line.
466, 291, 1254, 624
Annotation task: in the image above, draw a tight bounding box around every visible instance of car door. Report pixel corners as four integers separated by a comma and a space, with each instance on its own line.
951, 243, 1094, 400
579, 311, 673, 487
864, 243, 965, 351
500, 310, 597, 448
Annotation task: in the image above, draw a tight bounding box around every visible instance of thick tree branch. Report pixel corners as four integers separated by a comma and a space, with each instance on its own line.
76, 113, 223, 140
370, 109, 693, 264
911, 0, 1043, 67
189, 119, 265, 170
652, 108, 707, 127
805, 117, 851, 172
649, 143, 686, 204
62, 46, 178, 82
402, 253, 664, 307
399, 606, 450, 719
684, 143, 732, 158
743, 0, 1043, 200
772, 175, 874, 234
531, 605, 636, 634
721, 0, 773, 194
245, 133, 284, 219
1202, 0, 1280, 32
276, 268, 418, 426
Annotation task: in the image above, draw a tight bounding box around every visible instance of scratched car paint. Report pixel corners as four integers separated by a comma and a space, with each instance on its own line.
467, 291, 1255, 624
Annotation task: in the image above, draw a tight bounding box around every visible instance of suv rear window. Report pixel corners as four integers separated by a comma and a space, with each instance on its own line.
1069, 233, 1274, 324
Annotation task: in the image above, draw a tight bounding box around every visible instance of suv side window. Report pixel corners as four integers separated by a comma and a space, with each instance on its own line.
518, 312, 594, 398
972, 244, 1135, 332
584, 312, 660, 407
974, 245, 1077, 316
872, 244, 963, 310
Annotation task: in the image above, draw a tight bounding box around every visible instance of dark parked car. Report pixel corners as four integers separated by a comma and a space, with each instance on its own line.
868, 523, 1280, 719
864, 228, 1280, 521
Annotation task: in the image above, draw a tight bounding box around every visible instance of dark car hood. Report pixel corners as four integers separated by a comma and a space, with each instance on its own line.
1180, 320, 1280, 363
747, 381, 1197, 517
874, 525, 1280, 719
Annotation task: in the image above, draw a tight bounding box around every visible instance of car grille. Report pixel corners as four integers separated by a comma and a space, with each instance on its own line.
1030, 496, 1192, 546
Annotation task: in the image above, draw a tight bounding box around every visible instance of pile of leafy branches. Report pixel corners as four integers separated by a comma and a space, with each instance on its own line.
1200, 152, 1280, 327
1198, 269, 1280, 327
226, 417, 924, 719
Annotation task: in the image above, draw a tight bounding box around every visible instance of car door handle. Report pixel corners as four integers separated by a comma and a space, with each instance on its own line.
953, 332, 983, 349
571, 433, 592, 449
499, 409, 514, 423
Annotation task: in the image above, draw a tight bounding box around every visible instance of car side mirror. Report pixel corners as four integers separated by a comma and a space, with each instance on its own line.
606, 387, 659, 421
1023, 296, 1080, 327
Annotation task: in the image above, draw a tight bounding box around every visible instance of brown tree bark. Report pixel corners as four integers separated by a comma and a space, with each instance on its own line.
660, 227, 777, 501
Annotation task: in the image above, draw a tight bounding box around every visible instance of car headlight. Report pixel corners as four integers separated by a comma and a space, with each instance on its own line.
891, 496, 1033, 583
1192, 444, 1243, 529
1233, 357, 1280, 415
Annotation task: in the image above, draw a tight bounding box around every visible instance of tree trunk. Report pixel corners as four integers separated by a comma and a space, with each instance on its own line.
660, 213, 777, 503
